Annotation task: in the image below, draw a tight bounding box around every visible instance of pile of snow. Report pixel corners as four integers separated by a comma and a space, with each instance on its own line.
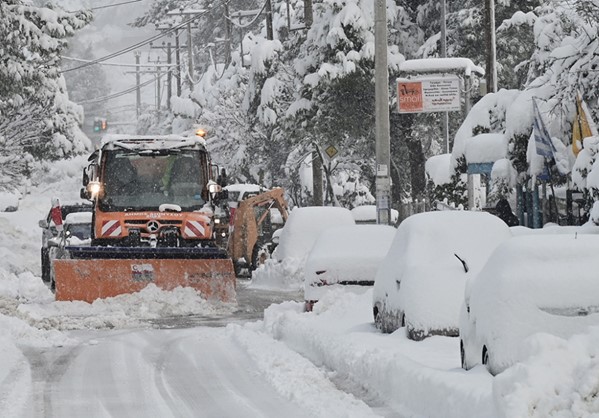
17, 284, 235, 331
0, 189, 21, 212
251, 207, 355, 290
241, 282, 599, 417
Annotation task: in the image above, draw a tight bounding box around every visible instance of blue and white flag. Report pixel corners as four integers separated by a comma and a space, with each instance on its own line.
532, 98, 557, 159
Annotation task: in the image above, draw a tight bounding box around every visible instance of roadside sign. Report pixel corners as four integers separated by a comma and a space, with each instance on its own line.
397, 76, 461, 113
324, 145, 339, 161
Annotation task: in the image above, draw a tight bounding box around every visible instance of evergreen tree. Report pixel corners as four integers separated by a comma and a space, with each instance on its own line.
0, 0, 92, 167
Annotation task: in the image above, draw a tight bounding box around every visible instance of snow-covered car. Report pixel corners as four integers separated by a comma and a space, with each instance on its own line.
251, 207, 355, 289
460, 234, 599, 375
272, 206, 355, 262
39, 201, 92, 283
350, 205, 399, 225
373, 210, 511, 339
47, 211, 93, 289
304, 224, 395, 311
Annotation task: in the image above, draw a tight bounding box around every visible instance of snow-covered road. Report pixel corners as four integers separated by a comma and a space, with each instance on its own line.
2, 156, 599, 418
21, 328, 310, 418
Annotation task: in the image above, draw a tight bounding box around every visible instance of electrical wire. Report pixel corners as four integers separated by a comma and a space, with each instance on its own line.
62, 1, 226, 74
62, 56, 176, 68
226, 1, 268, 29
91, 0, 145, 11
78, 77, 156, 105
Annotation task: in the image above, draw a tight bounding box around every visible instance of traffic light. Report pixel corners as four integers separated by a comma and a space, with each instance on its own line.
93, 118, 108, 133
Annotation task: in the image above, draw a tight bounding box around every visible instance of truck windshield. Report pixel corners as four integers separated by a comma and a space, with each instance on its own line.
100, 150, 207, 211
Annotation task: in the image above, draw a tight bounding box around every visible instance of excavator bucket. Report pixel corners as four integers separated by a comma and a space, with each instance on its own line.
54, 247, 236, 303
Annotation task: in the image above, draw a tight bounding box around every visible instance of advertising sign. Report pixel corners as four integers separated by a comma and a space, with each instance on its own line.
397, 76, 461, 113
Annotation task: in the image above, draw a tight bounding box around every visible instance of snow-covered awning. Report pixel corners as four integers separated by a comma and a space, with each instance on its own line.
464, 133, 508, 164
399, 58, 485, 77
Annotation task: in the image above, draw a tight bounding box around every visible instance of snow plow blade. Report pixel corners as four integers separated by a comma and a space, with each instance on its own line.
54, 246, 236, 303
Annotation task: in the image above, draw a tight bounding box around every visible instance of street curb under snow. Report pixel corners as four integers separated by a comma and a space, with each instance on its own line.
257, 300, 496, 418
227, 320, 380, 418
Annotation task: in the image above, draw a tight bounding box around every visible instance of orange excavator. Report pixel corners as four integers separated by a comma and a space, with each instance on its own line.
53, 134, 236, 303
226, 187, 289, 276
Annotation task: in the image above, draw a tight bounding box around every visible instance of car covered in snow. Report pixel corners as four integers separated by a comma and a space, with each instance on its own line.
373, 210, 511, 339
251, 206, 355, 289
460, 234, 599, 375
272, 206, 356, 262
39, 200, 92, 283
304, 224, 395, 311
47, 211, 93, 289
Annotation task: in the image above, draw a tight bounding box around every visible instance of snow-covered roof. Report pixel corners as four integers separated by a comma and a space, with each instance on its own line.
64, 212, 93, 225
100, 134, 206, 151
399, 58, 485, 77
224, 183, 263, 194
464, 133, 508, 164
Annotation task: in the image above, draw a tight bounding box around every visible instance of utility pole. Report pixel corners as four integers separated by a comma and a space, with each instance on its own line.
224, 3, 232, 67
485, 0, 497, 92
266, 0, 274, 40
134, 51, 141, 118
230, 9, 262, 67
304, 0, 313, 27
312, 150, 323, 205
440, 0, 449, 153
150, 41, 173, 110
175, 28, 182, 96
166, 8, 207, 90
125, 57, 176, 113
156, 59, 162, 112
166, 42, 172, 109
374, 0, 391, 225
187, 20, 194, 88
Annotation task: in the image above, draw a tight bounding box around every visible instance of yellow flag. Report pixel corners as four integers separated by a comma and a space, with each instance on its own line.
572, 93, 596, 156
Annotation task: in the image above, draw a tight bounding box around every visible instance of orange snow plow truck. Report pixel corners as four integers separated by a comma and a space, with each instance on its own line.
53, 134, 236, 303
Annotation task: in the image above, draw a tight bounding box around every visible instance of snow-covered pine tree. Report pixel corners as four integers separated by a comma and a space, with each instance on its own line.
0, 0, 92, 167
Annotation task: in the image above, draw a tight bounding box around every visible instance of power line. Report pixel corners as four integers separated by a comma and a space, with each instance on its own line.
62, 55, 176, 68
78, 77, 156, 105
61, 2, 225, 74
91, 0, 145, 11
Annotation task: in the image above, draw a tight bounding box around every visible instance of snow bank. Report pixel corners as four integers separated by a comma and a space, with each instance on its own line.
253, 289, 495, 417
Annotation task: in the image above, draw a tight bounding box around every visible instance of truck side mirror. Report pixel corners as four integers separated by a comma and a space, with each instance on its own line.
38, 219, 49, 228
80, 187, 91, 200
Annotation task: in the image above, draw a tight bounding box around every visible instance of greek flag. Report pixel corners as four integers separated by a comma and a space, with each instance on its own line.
532, 98, 557, 159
